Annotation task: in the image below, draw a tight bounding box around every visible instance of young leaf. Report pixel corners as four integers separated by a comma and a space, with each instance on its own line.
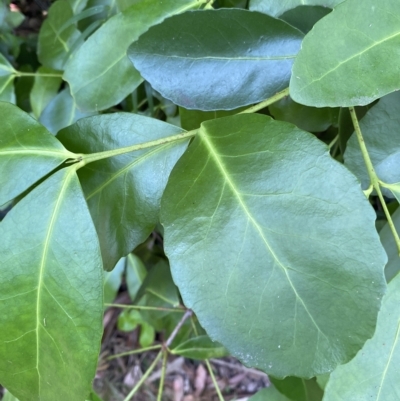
133, 260, 179, 307
37, 1, 80, 70
290, 0, 400, 107
0, 52, 16, 102
57, 113, 188, 271
126, 253, 147, 301
39, 87, 96, 135
323, 273, 400, 400
64, 0, 204, 112
104, 257, 126, 304
30, 67, 62, 118
249, 387, 291, 401
0, 102, 74, 206
0, 167, 103, 401
170, 335, 229, 360
128, 9, 303, 111
249, 0, 343, 17
161, 114, 387, 378
344, 92, 400, 195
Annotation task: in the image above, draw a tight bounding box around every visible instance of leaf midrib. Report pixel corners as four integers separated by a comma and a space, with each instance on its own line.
35, 168, 73, 394
298, 29, 400, 91
198, 128, 329, 342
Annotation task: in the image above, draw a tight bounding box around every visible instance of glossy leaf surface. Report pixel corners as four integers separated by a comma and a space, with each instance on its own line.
0, 53, 15, 102
161, 114, 387, 377
64, 0, 203, 112
128, 9, 303, 111
30, 67, 62, 118
249, 0, 343, 17
290, 0, 400, 107
39, 87, 96, 135
0, 102, 74, 206
57, 113, 188, 271
170, 335, 229, 360
37, 1, 80, 70
0, 167, 103, 401
344, 92, 400, 196
324, 273, 400, 400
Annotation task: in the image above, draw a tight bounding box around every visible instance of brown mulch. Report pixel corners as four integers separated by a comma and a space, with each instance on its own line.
96, 301, 270, 401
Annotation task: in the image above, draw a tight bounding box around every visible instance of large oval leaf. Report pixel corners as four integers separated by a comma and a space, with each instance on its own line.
161, 114, 386, 377
290, 0, 400, 107
128, 9, 303, 111
323, 273, 400, 401
57, 113, 188, 271
0, 102, 74, 206
64, 0, 204, 112
249, 0, 343, 17
344, 92, 400, 196
0, 166, 103, 401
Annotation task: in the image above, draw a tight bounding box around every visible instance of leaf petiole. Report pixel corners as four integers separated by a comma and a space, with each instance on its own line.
349, 107, 400, 254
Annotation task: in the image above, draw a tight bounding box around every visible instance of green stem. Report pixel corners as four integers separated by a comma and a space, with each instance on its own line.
156, 350, 168, 401
108, 344, 162, 360
122, 350, 163, 401
14, 71, 63, 78
205, 359, 225, 401
349, 107, 400, 254
73, 88, 290, 167
239, 87, 289, 114
80, 129, 197, 166
104, 303, 186, 312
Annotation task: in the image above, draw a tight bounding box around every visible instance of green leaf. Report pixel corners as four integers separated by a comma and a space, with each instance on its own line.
249, 387, 291, 401
37, 1, 80, 70
179, 106, 247, 131
344, 92, 400, 196
64, 0, 203, 112
0, 52, 16, 102
104, 257, 125, 305
39, 87, 96, 135
170, 335, 229, 360
161, 114, 387, 377
316, 373, 329, 390
126, 253, 147, 301
0, 102, 74, 206
269, 95, 338, 132
270, 377, 323, 401
380, 207, 400, 283
249, 0, 343, 17
290, 0, 400, 107
128, 9, 303, 111
279, 6, 331, 34
2, 390, 20, 401
57, 113, 188, 271
133, 260, 180, 307
323, 273, 400, 400
30, 67, 62, 118
0, 167, 103, 401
